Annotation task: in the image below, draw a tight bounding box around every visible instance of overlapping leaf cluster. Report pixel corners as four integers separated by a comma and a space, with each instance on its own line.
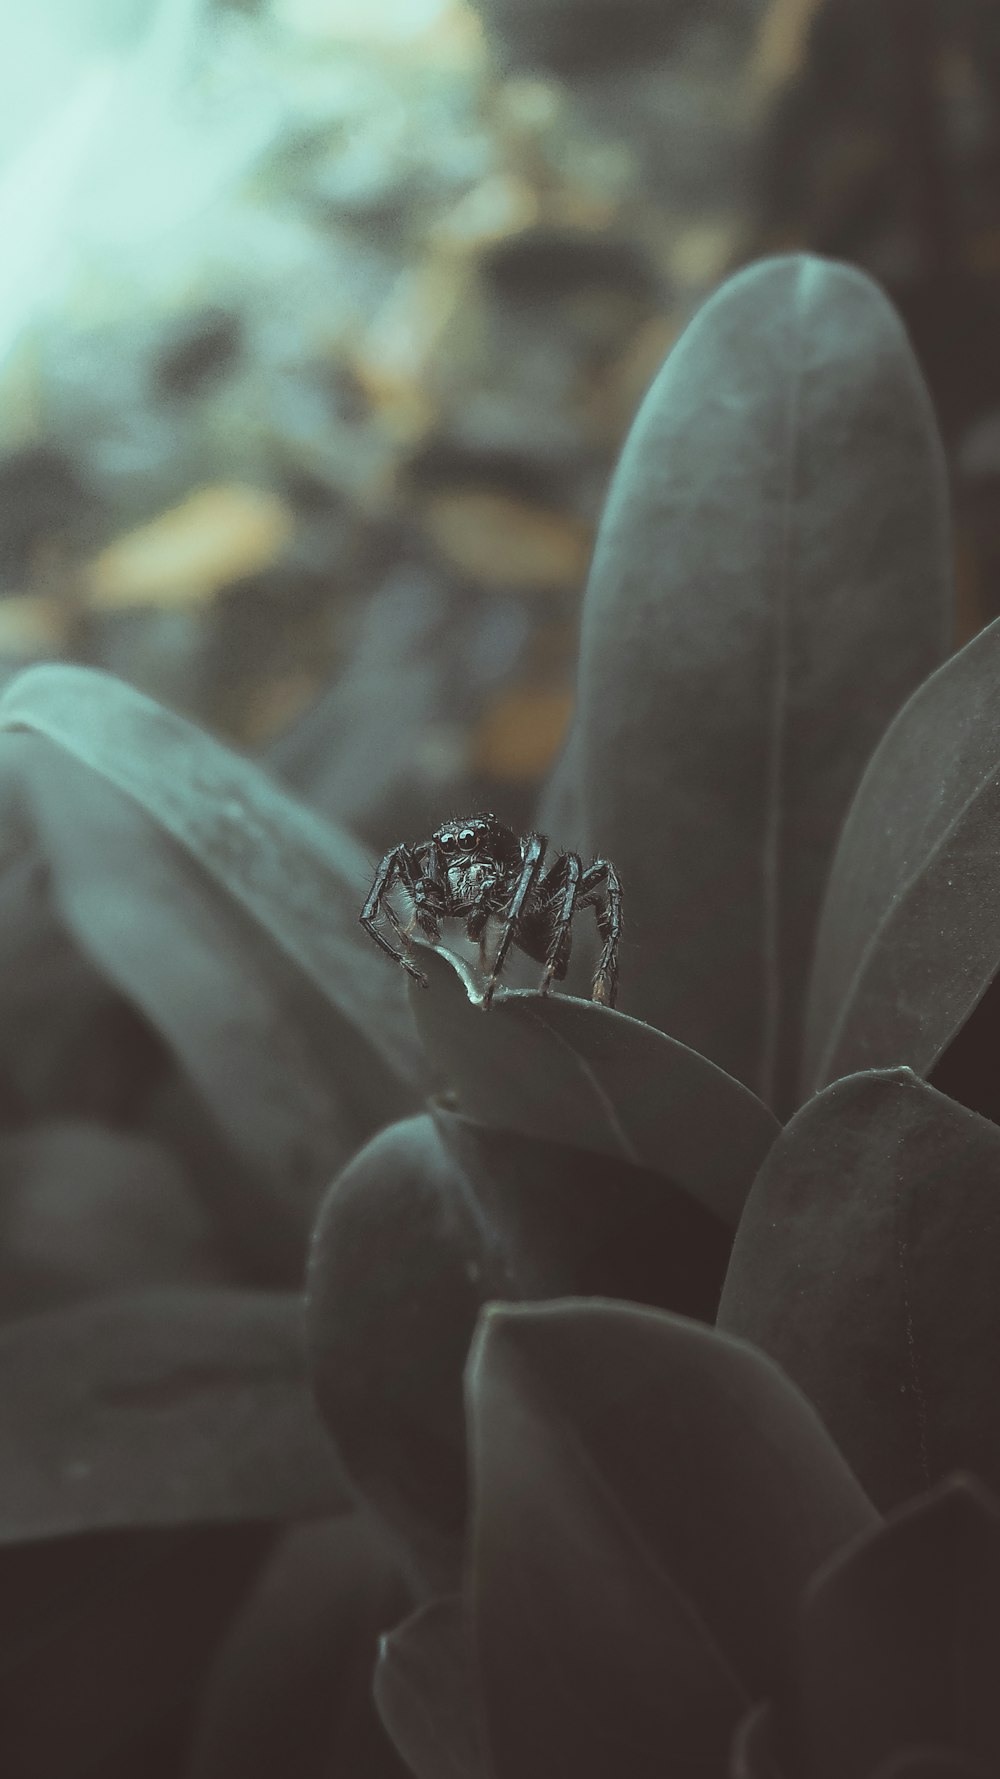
0, 254, 998, 1776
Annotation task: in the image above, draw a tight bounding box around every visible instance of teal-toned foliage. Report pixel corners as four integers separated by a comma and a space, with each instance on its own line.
1, 253, 998, 1774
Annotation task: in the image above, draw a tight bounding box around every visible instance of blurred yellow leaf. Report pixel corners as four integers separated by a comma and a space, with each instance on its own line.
432, 174, 539, 252
423, 491, 591, 590
474, 684, 573, 780
88, 486, 294, 611
238, 670, 327, 746
751, 0, 823, 93
584, 312, 679, 442
352, 262, 469, 441
0, 594, 67, 654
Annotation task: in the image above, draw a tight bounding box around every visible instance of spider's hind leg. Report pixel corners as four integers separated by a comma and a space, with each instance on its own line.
536, 852, 582, 995
578, 857, 623, 1007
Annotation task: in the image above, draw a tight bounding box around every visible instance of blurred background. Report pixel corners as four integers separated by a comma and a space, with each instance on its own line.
2, 0, 999, 849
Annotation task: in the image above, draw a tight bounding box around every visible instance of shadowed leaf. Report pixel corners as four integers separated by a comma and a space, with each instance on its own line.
306, 1116, 510, 1589
0, 1525, 270, 1779
468, 1299, 875, 1779
729, 1703, 783, 1779
718, 1071, 1000, 1505
410, 944, 779, 1228
431, 1099, 731, 1321
804, 617, 1000, 1099
308, 1094, 737, 1590
576, 253, 950, 1115
792, 1478, 1000, 1779
375, 1596, 486, 1779
871, 1753, 993, 1777
186, 1514, 410, 1779
0, 1287, 347, 1540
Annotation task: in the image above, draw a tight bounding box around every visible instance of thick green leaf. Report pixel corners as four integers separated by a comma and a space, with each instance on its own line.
794, 1477, 1000, 1779
375, 1596, 486, 1779
468, 1299, 875, 1779
804, 617, 1000, 1098
718, 1070, 1000, 1505
0, 1524, 269, 1779
306, 1116, 512, 1588
431, 1100, 731, 1321
0, 1121, 221, 1319
576, 253, 950, 1115
0, 666, 423, 1239
186, 1513, 410, 1779
410, 944, 779, 1228
0, 1287, 347, 1540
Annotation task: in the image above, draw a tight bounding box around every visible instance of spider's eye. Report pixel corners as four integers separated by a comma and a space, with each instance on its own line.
458, 827, 477, 849
438, 832, 456, 851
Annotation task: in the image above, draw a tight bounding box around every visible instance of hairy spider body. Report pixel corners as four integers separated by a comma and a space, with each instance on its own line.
360, 813, 622, 1008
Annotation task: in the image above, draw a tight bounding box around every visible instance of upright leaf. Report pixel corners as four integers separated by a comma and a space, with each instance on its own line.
718, 1071, 1000, 1505
804, 617, 1000, 1097
577, 253, 951, 1114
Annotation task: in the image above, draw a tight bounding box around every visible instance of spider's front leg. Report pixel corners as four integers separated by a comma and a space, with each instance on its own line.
579, 858, 623, 1007
360, 844, 432, 986
482, 833, 546, 1007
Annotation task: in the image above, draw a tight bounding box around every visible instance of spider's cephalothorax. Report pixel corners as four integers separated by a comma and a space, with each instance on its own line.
360, 813, 622, 1008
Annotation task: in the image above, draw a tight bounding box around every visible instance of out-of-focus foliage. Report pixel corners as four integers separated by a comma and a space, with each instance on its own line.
0, 231, 999, 1773
4, 3, 1000, 1774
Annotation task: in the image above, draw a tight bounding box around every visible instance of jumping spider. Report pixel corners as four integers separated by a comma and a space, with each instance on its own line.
361, 812, 622, 1008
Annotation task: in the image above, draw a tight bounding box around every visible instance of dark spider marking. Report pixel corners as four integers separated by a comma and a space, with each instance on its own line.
360, 812, 622, 1008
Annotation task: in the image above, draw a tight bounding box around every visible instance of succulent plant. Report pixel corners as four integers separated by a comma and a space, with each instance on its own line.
1, 250, 999, 1774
